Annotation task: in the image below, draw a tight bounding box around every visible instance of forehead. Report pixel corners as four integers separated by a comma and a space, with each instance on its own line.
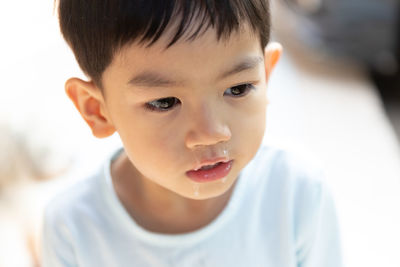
103, 24, 264, 88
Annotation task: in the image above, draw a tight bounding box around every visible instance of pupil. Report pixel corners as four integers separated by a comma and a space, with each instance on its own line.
160, 98, 173, 108
232, 86, 242, 95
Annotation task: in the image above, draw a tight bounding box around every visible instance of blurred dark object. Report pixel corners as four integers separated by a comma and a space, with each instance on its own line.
370, 68, 400, 102
281, 0, 400, 101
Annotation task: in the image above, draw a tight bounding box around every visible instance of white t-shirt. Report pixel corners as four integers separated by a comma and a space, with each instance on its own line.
42, 145, 343, 267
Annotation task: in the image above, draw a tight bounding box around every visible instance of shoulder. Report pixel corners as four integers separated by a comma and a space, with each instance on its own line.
257, 145, 336, 242
41, 172, 105, 265
246, 144, 329, 220
43, 172, 104, 231
244, 144, 342, 263
249, 143, 325, 187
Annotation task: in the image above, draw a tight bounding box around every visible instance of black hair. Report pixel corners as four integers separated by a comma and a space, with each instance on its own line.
58, 0, 270, 88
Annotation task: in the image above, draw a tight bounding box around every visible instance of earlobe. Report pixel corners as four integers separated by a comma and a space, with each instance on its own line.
264, 42, 283, 79
65, 78, 116, 138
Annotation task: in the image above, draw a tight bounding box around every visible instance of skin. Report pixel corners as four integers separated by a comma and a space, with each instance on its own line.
65, 24, 281, 234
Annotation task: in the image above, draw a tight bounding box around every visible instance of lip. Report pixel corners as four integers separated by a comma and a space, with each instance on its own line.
186, 160, 233, 183
192, 157, 230, 171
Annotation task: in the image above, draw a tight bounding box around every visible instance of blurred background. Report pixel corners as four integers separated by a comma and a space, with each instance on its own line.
0, 1, 399, 266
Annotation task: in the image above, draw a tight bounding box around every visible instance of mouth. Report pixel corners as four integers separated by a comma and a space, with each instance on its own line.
195, 162, 224, 171
192, 157, 230, 171
186, 159, 233, 183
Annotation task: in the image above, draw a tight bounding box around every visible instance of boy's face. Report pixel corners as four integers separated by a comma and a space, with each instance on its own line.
68, 25, 280, 200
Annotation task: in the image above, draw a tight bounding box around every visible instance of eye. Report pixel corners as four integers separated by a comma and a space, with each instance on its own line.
145, 97, 181, 112
224, 83, 255, 97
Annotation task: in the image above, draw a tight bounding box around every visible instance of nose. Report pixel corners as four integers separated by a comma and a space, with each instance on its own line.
185, 104, 231, 149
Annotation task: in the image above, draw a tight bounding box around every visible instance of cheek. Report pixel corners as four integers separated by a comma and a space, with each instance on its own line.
118, 114, 187, 173
124, 124, 176, 157
230, 90, 267, 147
237, 106, 266, 139
120, 129, 181, 179
236, 88, 267, 123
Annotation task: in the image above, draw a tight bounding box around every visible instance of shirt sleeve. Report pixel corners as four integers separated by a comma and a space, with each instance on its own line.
296, 181, 344, 267
41, 207, 78, 267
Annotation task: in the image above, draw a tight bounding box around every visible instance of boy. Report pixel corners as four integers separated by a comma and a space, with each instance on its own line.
43, 0, 343, 266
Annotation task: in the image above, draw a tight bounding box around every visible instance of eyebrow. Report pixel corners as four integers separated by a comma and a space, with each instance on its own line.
127, 55, 263, 88
218, 55, 263, 80
128, 71, 181, 88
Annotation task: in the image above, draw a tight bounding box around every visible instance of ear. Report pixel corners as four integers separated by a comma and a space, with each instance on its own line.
65, 78, 116, 138
264, 42, 283, 81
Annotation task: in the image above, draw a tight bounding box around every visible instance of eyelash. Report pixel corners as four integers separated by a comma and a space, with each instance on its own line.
144, 83, 256, 112
144, 97, 181, 112
224, 83, 255, 97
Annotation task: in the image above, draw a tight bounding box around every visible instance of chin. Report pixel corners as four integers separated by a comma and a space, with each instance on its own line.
189, 178, 235, 200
